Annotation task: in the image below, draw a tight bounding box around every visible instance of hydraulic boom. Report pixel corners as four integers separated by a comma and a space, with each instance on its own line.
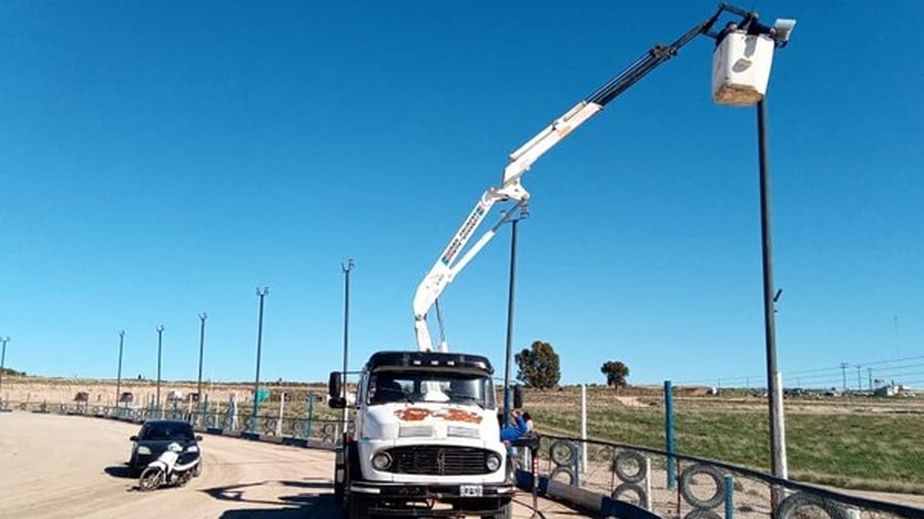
414, 4, 758, 352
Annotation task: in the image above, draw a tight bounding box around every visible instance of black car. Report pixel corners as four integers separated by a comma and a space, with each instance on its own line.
129, 420, 203, 474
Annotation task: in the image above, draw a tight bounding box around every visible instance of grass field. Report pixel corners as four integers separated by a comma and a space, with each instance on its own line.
529, 392, 924, 493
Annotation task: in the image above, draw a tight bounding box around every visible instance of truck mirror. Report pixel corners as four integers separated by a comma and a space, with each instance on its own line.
328, 396, 346, 409
513, 385, 524, 409
328, 371, 342, 400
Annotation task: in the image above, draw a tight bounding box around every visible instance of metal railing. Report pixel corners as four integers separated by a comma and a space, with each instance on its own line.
5, 399, 348, 448
522, 434, 924, 519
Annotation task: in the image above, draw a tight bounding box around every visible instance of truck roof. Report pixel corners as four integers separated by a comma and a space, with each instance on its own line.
366, 351, 494, 375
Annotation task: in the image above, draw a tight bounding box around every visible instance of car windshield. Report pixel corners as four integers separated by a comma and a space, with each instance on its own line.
368, 371, 494, 409
140, 423, 194, 441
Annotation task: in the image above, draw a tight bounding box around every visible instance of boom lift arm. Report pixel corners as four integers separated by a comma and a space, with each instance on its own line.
413, 4, 757, 352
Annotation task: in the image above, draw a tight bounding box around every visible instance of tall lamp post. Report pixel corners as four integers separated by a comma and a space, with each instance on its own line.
252, 287, 269, 430
116, 331, 125, 408
0, 336, 10, 399
155, 325, 165, 414
341, 259, 355, 429
502, 205, 527, 427
196, 312, 207, 415
756, 96, 788, 486
713, 11, 796, 506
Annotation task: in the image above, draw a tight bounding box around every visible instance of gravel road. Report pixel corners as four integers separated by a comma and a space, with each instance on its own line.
0, 412, 579, 518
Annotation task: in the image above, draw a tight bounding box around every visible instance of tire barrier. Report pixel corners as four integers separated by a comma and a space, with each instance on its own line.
263, 418, 277, 436
680, 463, 727, 510
550, 439, 577, 466
684, 509, 724, 519
550, 466, 575, 486
612, 450, 647, 484
205, 414, 217, 428
319, 423, 338, 444
548, 439, 580, 488
611, 482, 648, 508
775, 492, 850, 519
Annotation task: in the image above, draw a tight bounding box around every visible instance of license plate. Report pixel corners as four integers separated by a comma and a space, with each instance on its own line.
460, 484, 483, 497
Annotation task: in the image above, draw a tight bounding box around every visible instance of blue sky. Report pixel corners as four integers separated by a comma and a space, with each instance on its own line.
1, 1, 921, 386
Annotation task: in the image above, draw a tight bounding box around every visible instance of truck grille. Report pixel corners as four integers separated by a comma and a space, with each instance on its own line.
386, 446, 490, 475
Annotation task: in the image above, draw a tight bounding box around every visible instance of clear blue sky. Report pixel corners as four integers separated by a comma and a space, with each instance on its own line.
1, 1, 921, 387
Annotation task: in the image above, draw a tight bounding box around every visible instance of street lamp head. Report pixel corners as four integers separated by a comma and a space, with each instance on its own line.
256, 287, 269, 296
156, 325, 165, 333
119, 330, 125, 337
199, 312, 208, 321
771, 18, 797, 47
342, 258, 355, 272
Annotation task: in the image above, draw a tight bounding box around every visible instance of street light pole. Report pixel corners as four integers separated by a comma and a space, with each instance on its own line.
155, 325, 165, 414
253, 287, 269, 430
502, 205, 527, 427
116, 331, 125, 408
196, 312, 207, 414
0, 337, 10, 398
341, 259, 355, 429
757, 98, 788, 491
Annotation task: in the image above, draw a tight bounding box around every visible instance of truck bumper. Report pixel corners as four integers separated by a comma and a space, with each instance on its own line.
350, 481, 516, 516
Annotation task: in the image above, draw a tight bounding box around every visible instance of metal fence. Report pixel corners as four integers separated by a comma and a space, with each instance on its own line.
515, 434, 924, 519
4, 399, 347, 447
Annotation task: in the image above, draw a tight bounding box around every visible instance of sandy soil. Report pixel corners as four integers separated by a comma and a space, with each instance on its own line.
0, 412, 579, 518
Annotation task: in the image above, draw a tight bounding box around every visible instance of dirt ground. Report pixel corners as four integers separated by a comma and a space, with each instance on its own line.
0, 412, 580, 518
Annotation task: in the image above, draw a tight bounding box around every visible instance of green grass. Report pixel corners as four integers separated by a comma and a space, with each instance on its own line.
530, 405, 924, 492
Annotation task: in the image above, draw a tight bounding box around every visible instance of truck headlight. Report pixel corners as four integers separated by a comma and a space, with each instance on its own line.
137, 446, 152, 455
372, 451, 392, 471
485, 453, 502, 472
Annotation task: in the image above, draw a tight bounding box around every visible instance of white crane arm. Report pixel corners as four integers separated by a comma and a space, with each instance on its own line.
413, 5, 738, 352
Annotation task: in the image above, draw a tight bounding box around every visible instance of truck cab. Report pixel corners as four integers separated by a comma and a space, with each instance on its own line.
330, 350, 515, 518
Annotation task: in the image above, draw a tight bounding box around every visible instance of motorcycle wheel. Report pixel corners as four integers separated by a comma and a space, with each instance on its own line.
138, 467, 164, 491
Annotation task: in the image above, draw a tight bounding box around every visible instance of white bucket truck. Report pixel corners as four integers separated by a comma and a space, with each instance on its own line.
329, 352, 520, 518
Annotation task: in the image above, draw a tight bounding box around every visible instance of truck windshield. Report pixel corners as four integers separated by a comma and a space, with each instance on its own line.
368, 371, 494, 409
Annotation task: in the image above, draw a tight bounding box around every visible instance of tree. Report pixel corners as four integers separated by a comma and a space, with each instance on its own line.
601, 360, 630, 390
515, 341, 561, 389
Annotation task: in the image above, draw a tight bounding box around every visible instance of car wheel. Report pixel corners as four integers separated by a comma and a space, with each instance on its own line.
192, 459, 202, 478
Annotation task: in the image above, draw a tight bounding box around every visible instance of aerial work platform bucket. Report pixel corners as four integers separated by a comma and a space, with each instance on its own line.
712, 31, 775, 106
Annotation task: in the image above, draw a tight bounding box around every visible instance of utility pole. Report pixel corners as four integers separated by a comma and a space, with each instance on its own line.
253, 287, 269, 430
868, 368, 873, 390
856, 365, 862, 391
196, 313, 207, 415
155, 326, 165, 412
503, 206, 527, 427
341, 259, 355, 429
116, 331, 125, 408
840, 362, 848, 392
0, 336, 10, 397
756, 98, 788, 489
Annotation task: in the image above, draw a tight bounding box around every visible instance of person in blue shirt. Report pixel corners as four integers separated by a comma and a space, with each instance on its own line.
499, 410, 529, 443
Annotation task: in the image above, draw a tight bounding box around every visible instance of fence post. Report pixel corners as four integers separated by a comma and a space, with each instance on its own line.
665, 380, 676, 490
306, 393, 316, 439
580, 383, 588, 475
645, 456, 653, 510
277, 392, 285, 436
725, 474, 734, 519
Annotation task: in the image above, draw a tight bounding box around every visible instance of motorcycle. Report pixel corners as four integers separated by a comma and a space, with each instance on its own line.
138, 441, 201, 491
